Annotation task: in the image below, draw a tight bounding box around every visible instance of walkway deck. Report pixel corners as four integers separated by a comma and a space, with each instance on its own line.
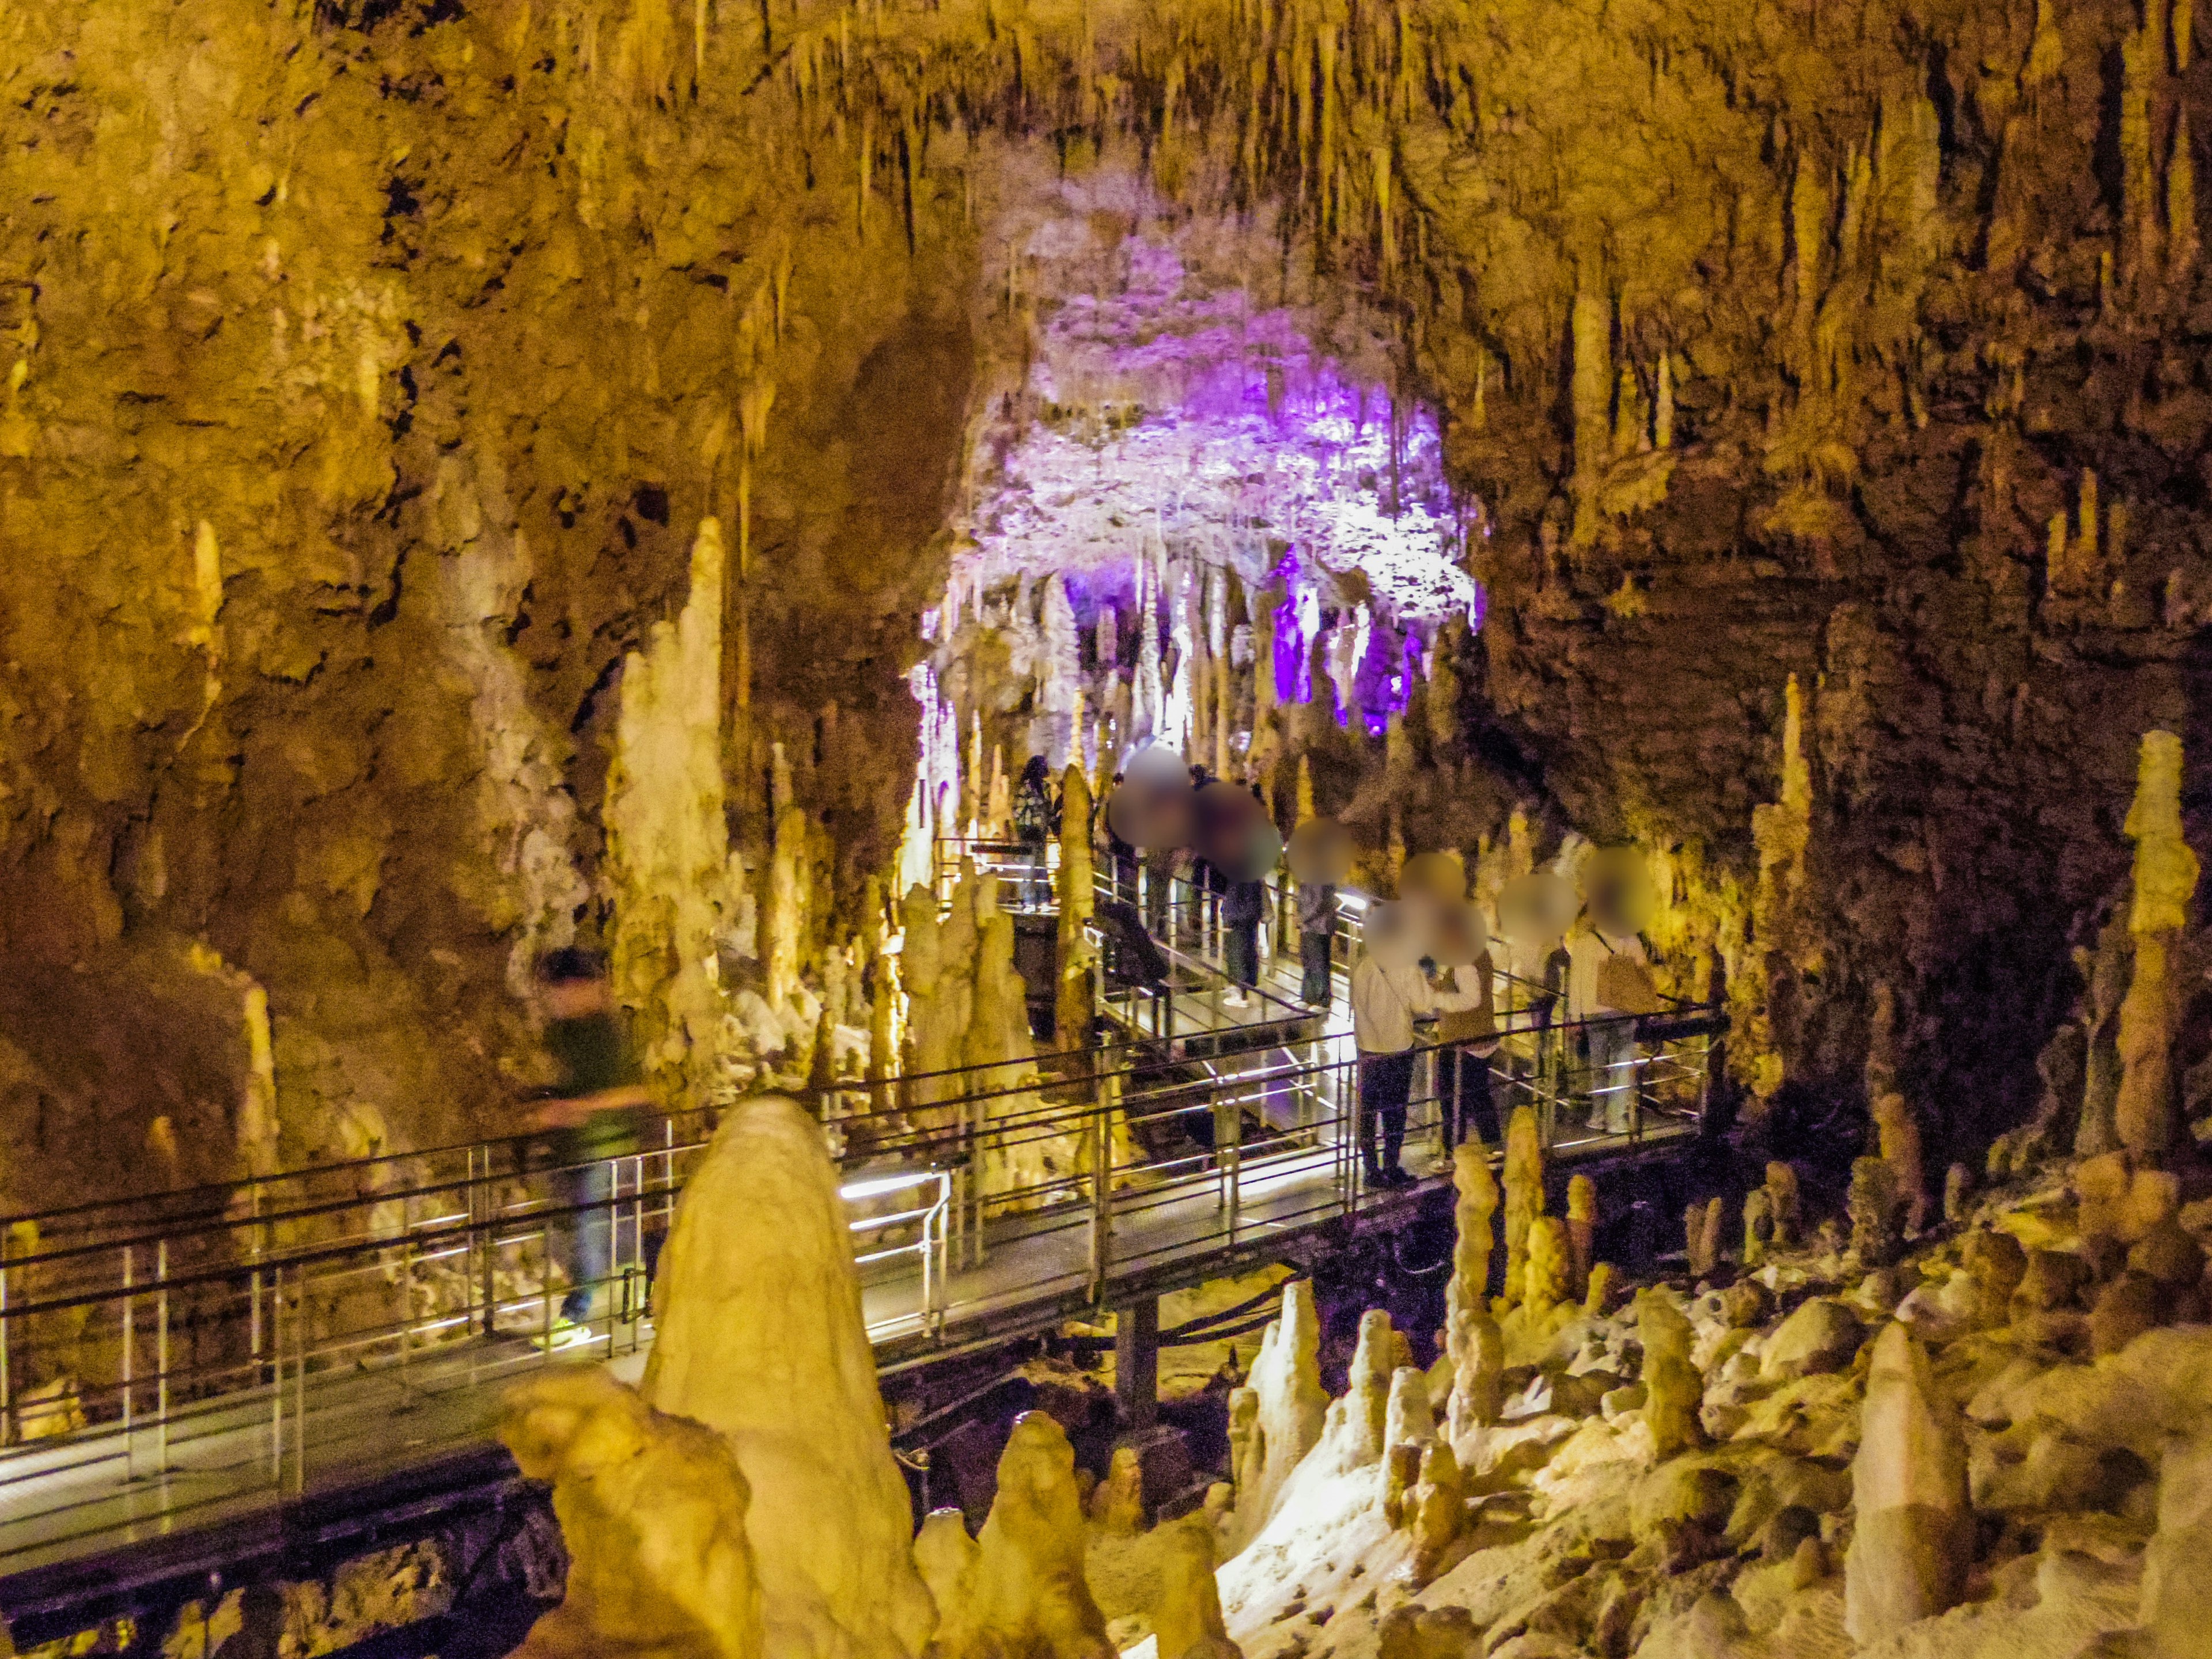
0, 862, 1719, 1631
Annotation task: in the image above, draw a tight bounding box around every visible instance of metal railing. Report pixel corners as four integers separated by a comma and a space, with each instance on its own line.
0, 848, 1719, 1570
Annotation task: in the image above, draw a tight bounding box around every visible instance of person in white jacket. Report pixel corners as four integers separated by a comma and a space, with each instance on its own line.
1350, 950, 1430, 1185
1567, 919, 1647, 1134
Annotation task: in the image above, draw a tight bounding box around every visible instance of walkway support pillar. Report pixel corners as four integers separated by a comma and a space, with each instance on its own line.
1115, 1295, 1160, 1430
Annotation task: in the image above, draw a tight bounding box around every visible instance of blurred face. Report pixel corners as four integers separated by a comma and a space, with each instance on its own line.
541, 978, 609, 1020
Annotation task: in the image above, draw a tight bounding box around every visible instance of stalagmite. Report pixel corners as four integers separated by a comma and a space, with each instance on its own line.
1767, 1161, 1802, 1247
1501, 1105, 1544, 1306
1154, 1513, 1243, 1659
1523, 1217, 1571, 1316
1850, 1156, 1903, 1267
1408, 1442, 1465, 1580
500, 1368, 762, 1659
1312, 1309, 1396, 1476
1228, 1280, 1328, 1544
1843, 1324, 1971, 1645
1638, 1291, 1705, 1460
930, 1412, 1113, 1659
1743, 1187, 1775, 1267
2116, 730, 2199, 1160
1685, 1197, 1725, 1278
1446, 1142, 1499, 1325
639, 1097, 935, 1658
1873, 1092, 1929, 1233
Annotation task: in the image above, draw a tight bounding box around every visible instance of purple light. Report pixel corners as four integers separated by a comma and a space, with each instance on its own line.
1274, 588, 1312, 705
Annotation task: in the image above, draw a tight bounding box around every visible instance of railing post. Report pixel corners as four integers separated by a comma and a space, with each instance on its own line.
156, 1238, 170, 1476
249, 1185, 264, 1382
121, 1244, 134, 1481
1, 1239, 11, 1446
1087, 1088, 1112, 1304
291, 1264, 307, 1497
270, 1262, 283, 1484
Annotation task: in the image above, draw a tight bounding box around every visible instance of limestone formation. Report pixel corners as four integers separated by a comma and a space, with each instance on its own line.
1524, 1217, 1572, 1316
1055, 765, 1096, 1051
1408, 1442, 1467, 1581
1960, 1229, 2027, 1327
2116, 730, 2200, 1161
1585, 1262, 1619, 1316
1088, 1446, 1145, 1535
1637, 1291, 1705, 1460
1849, 1156, 1903, 1267
1684, 1197, 1725, 1279
1312, 1309, 1397, 1476
1448, 1305, 1505, 1435
1226, 1280, 1328, 1546
1565, 1173, 1598, 1298
639, 1097, 935, 1658
499, 1366, 762, 1659
1873, 1091, 1929, 1234
930, 1412, 1113, 1659
1741, 1187, 1775, 1268
1446, 1143, 1501, 1349
1943, 1162, 1972, 1226
1843, 1324, 1971, 1646
1152, 1513, 1243, 1659
1501, 1107, 1545, 1307
1766, 1162, 1803, 1249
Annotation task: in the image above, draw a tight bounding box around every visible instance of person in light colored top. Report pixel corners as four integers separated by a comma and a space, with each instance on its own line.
1436, 950, 1501, 1151
1567, 921, 1648, 1133
1350, 951, 1482, 1183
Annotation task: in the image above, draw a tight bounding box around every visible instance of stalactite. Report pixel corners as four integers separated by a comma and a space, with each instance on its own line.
2080, 469, 2101, 565
2180, 0, 2198, 70
1055, 766, 1096, 1052
2123, 16, 2165, 286
2027, 0, 2063, 83
1208, 566, 1233, 781
1655, 353, 1676, 449
1569, 283, 1610, 546
2171, 111, 2198, 283
608, 520, 732, 1095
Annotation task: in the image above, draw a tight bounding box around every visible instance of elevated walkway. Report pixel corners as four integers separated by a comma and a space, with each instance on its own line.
0, 849, 1721, 1639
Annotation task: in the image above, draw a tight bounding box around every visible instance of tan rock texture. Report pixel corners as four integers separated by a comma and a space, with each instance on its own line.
640, 1096, 934, 1659
11, 0, 2212, 1197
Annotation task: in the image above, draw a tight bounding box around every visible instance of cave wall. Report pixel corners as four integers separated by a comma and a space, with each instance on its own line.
6, 0, 2211, 1196
0, 0, 984, 1200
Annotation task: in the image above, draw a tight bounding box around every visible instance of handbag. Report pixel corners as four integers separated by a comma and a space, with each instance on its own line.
1435, 958, 1497, 1044
1594, 934, 1663, 1017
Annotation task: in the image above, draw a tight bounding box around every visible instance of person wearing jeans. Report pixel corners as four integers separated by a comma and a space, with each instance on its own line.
1567, 922, 1648, 1134
1350, 946, 1438, 1185
1297, 881, 1339, 1008
1433, 953, 1502, 1151
527, 949, 652, 1339
1222, 874, 1266, 1006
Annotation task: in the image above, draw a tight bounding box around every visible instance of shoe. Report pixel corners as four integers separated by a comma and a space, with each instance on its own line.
535, 1318, 598, 1353
1222, 989, 1251, 1009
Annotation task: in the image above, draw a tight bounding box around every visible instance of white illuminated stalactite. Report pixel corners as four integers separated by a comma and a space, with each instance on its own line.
1037, 572, 1079, 767
1208, 563, 1233, 781
1162, 558, 1195, 757
1134, 556, 1163, 745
